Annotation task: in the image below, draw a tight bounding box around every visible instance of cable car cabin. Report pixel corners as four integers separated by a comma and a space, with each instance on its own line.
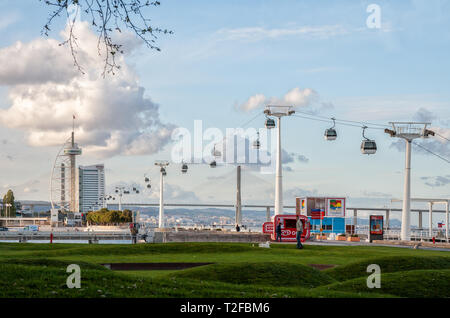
211, 146, 222, 158
270, 215, 310, 242
253, 132, 261, 149
324, 128, 337, 141
181, 164, 188, 173
210, 160, 217, 168
265, 118, 276, 129
361, 140, 377, 154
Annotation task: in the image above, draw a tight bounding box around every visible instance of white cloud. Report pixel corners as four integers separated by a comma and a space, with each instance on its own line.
0, 12, 19, 32
335, 95, 450, 122
149, 183, 200, 202
0, 39, 77, 85
421, 175, 450, 188
238, 87, 322, 112
413, 107, 437, 123
0, 21, 174, 158
2, 178, 42, 198
389, 108, 450, 160
240, 94, 266, 112
216, 25, 350, 42
283, 187, 319, 202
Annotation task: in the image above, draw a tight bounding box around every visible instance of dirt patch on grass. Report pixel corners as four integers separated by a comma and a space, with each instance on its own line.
308, 264, 336, 271
102, 262, 213, 271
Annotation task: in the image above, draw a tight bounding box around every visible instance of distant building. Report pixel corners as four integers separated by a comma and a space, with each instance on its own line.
78, 164, 105, 213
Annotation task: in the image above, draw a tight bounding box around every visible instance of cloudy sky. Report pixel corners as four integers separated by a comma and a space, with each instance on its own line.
0, 0, 449, 217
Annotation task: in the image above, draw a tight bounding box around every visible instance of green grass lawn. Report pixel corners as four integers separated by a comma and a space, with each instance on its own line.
0, 242, 448, 298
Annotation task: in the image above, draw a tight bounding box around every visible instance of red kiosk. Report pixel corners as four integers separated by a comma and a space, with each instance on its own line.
263, 214, 310, 242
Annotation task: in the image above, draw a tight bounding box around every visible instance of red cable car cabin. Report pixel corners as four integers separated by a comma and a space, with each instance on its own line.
267, 214, 310, 242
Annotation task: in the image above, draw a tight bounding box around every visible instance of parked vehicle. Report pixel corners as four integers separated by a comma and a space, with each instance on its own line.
23, 225, 39, 232
64, 217, 76, 227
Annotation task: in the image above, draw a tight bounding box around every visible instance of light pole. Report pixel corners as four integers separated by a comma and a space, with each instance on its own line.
264, 106, 295, 216
5, 203, 12, 226
155, 161, 169, 228
113, 186, 139, 211
236, 165, 242, 230
115, 186, 126, 211
385, 122, 435, 241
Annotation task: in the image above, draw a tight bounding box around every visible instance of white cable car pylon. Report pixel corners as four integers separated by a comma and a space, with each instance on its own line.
154, 161, 169, 228
385, 122, 435, 240
264, 105, 295, 216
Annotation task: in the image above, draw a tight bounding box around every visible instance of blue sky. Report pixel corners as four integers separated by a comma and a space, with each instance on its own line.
0, 0, 449, 221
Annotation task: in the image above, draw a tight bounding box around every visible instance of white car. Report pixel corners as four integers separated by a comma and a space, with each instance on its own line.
23, 225, 39, 232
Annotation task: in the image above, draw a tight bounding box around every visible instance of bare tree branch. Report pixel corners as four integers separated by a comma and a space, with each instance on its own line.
40, 0, 173, 76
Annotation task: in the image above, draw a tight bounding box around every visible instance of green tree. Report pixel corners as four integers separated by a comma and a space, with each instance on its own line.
86, 208, 133, 225
2, 189, 16, 218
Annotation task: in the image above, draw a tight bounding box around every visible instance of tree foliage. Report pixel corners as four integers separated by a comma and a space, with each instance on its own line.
2, 189, 16, 217
40, 0, 173, 75
86, 208, 132, 225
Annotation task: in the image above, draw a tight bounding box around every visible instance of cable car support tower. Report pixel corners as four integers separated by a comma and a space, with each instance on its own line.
264, 106, 295, 216
385, 122, 435, 240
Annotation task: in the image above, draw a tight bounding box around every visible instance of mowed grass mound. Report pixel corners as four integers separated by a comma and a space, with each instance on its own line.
0, 242, 257, 260
325, 255, 450, 281
0, 260, 367, 298
171, 262, 335, 288
0, 242, 449, 298
0, 258, 107, 271
317, 269, 450, 298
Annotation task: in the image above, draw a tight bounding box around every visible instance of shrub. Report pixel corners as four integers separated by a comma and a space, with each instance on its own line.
86, 209, 132, 225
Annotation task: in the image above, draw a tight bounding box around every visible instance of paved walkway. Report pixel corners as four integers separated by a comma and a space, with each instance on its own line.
271, 240, 450, 252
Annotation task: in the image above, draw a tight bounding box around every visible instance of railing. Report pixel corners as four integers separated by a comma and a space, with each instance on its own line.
363, 229, 449, 242
113, 203, 448, 213
0, 231, 133, 242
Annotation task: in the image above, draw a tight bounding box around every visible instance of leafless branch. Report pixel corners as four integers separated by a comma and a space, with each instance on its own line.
40, 0, 173, 76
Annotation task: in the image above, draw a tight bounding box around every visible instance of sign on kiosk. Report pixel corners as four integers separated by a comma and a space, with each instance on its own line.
369, 215, 384, 242
262, 222, 273, 234
271, 215, 310, 242
296, 197, 346, 218
327, 198, 345, 217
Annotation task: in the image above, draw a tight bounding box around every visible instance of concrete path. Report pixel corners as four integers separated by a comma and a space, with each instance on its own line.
271, 240, 450, 252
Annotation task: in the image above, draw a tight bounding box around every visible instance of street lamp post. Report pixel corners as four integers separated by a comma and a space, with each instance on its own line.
113, 186, 139, 211
5, 203, 12, 226
115, 186, 125, 211
264, 106, 295, 216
